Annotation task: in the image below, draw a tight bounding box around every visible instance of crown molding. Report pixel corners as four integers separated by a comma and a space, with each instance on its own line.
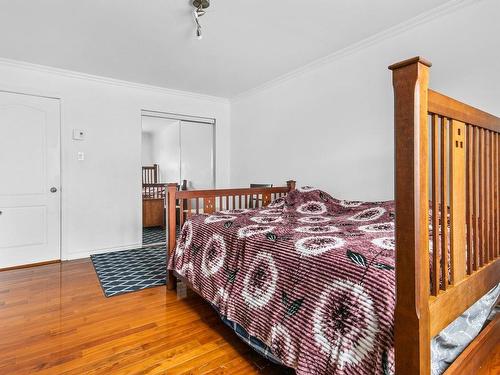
0, 57, 229, 104
231, 0, 478, 102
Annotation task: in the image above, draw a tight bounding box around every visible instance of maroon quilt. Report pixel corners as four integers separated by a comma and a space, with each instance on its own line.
168, 188, 396, 374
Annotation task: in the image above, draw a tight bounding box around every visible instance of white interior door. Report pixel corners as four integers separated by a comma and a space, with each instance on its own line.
180, 121, 214, 189
0, 91, 61, 269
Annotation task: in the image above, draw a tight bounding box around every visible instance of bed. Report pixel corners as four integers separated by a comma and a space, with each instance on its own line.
165, 57, 500, 374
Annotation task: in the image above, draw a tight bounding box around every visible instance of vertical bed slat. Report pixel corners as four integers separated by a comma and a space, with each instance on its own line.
204, 197, 215, 214
496, 132, 500, 258
473, 127, 480, 270
466, 125, 473, 274
450, 120, 466, 284
488, 131, 495, 261
440, 116, 449, 289
485, 131, 490, 264
494, 131, 498, 258
263, 192, 271, 207
431, 114, 440, 294
492, 132, 496, 259
495, 133, 499, 258
479, 128, 485, 267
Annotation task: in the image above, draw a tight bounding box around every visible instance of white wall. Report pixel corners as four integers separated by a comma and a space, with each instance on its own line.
230, 0, 500, 201
150, 125, 174, 183
141, 131, 155, 166
0, 60, 230, 260
143, 117, 181, 183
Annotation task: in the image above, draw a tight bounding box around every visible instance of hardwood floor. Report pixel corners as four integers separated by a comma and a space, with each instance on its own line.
478, 347, 500, 375
0, 259, 293, 375
1, 259, 498, 375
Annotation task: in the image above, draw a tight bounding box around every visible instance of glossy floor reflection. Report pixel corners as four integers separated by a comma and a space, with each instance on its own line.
0, 259, 293, 374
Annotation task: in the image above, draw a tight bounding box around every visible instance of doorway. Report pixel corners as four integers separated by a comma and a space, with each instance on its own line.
0, 91, 61, 269
141, 111, 215, 246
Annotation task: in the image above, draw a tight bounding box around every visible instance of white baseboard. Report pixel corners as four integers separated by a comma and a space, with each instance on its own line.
63, 243, 144, 261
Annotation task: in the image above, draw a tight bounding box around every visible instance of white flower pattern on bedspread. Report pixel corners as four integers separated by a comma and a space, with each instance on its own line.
201, 234, 227, 277
242, 252, 279, 309
175, 221, 193, 256
312, 279, 378, 371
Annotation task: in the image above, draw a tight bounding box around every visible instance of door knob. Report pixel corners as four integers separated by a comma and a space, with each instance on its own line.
50, 187, 58, 193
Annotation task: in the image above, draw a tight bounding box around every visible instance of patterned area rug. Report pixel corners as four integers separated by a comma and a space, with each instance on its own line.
91, 246, 166, 297
143, 226, 166, 245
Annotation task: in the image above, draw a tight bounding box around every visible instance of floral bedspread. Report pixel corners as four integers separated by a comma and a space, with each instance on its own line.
168, 188, 396, 374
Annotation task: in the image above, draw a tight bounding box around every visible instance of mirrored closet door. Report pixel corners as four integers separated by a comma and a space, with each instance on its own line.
141, 111, 215, 189
180, 121, 214, 189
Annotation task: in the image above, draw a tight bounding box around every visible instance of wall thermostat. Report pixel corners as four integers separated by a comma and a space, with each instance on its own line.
73, 129, 85, 140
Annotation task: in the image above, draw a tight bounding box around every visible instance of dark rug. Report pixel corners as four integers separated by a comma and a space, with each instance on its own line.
91, 246, 166, 297
142, 226, 166, 245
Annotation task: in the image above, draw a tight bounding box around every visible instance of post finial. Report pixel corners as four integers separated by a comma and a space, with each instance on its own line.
389, 56, 432, 71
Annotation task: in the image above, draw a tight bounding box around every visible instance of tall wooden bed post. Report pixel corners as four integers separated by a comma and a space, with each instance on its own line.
390, 57, 432, 374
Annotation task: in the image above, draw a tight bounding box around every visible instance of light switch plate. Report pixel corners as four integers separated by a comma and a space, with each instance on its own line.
77, 152, 85, 161
73, 129, 85, 140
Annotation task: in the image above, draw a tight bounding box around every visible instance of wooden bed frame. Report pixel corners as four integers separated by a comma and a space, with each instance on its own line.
165, 57, 499, 374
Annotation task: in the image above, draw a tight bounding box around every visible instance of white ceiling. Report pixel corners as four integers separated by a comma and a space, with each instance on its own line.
0, 0, 450, 97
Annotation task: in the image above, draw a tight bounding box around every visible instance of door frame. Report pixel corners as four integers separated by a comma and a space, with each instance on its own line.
0, 86, 63, 265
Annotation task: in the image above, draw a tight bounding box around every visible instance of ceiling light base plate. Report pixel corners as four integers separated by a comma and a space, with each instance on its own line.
193, 0, 210, 9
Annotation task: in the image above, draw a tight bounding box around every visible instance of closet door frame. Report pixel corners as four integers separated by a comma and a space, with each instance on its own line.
140, 110, 216, 187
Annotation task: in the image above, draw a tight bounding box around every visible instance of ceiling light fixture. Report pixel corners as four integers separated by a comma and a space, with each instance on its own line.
192, 0, 210, 40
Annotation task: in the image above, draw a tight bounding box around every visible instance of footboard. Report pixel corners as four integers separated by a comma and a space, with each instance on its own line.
390, 57, 499, 374
166, 180, 296, 289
